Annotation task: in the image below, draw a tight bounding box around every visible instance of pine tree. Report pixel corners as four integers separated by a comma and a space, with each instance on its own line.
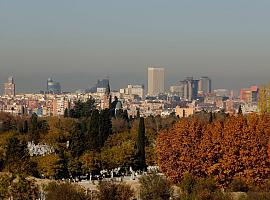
64, 108, 69, 118
69, 123, 85, 157
86, 109, 100, 150
135, 117, 147, 171
23, 120, 29, 133
30, 113, 38, 132
98, 109, 112, 149
209, 112, 213, 123
238, 105, 243, 115
136, 109, 140, 119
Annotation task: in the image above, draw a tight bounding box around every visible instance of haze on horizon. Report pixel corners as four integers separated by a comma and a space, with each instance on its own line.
1, 0, 270, 93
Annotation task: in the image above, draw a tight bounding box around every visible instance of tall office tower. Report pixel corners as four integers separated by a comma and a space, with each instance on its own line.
198, 76, 212, 95
96, 78, 110, 93
4, 76, 16, 96
47, 78, 61, 94
170, 81, 185, 98
147, 67, 165, 96
183, 77, 199, 101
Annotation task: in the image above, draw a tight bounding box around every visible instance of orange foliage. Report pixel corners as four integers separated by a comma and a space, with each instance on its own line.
157, 114, 270, 187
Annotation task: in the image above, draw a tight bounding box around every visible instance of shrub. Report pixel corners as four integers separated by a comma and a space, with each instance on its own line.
176, 175, 232, 200
44, 182, 88, 200
179, 173, 197, 195
240, 192, 270, 200
98, 180, 134, 200
139, 172, 173, 200
228, 178, 249, 192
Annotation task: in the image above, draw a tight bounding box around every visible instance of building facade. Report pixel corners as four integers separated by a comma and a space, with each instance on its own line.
4, 76, 15, 96
198, 76, 211, 96
47, 78, 61, 94
147, 67, 165, 96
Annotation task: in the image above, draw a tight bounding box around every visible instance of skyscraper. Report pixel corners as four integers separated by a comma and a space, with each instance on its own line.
47, 78, 61, 94
198, 76, 212, 95
183, 77, 199, 101
147, 67, 165, 96
4, 76, 15, 96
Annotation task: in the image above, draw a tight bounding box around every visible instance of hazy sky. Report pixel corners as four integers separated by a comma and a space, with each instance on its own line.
1, 0, 270, 93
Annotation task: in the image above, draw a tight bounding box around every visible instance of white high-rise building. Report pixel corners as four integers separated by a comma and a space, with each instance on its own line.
147, 67, 165, 96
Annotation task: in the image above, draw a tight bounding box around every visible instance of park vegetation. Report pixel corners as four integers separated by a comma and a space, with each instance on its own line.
157, 112, 270, 189
3, 94, 270, 198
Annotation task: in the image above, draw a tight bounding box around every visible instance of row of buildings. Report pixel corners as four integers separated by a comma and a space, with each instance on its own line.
0, 81, 259, 118
2, 77, 62, 96
0, 67, 260, 117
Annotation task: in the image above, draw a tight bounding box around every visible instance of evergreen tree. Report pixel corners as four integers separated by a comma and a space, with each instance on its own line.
83, 98, 95, 117
86, 109, 100, 150
64, 108, 69, 118
57, 149, 69, 179
69, 109, 75, 118
209, 112, 213, 123
123, 109, 130, 129
123, 110, 129, 122
4, 137, 32, 174
23, 120, 29, 133
136, 109, 140, 119
69, 123, 85, 157
30, 113, 38, 132
98, 109, 112, 148
135, 117, 147, 171
238, 105, 243, 115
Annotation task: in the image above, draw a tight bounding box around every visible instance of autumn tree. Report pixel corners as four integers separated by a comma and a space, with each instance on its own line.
157, 114, 270, 187
0, 173, 39, 200
258, 83, 270, 114
36, 154, 64, 179
80, 151, 100, 175
4, 136, 36, 175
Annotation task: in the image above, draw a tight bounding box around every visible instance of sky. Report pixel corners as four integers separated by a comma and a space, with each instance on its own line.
1, 0, 270, 93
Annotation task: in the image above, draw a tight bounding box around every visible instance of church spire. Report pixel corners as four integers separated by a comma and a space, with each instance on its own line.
105, 81, 110, 96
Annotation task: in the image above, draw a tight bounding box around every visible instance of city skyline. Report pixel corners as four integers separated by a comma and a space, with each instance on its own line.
0, 70, 263, 94
1, 1, 270, 92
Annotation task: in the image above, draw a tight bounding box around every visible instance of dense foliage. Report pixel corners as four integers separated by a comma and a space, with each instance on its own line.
157, 113, 270, 187
0, 98, 178, 180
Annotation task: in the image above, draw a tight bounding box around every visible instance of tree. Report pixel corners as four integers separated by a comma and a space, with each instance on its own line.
238, 105, 243, 115
23, 120, 29, 133
0, 173, 13, 199
36, 154, 64, 179
69, 123, 85, 157
9, 175, 39, 200
30, 113, 38, 132
86, 109, 100, 150
64, 108, 69, 118
258, 83, 270, 114
134, 117, 146, 171
0, 174, 39, 200
157, 114, 270, 187
4, 136, 33, 175
72, 98, 95, 118
98, 109, 112, 149
80, 151, 100, 175
209, 112, 213, 123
